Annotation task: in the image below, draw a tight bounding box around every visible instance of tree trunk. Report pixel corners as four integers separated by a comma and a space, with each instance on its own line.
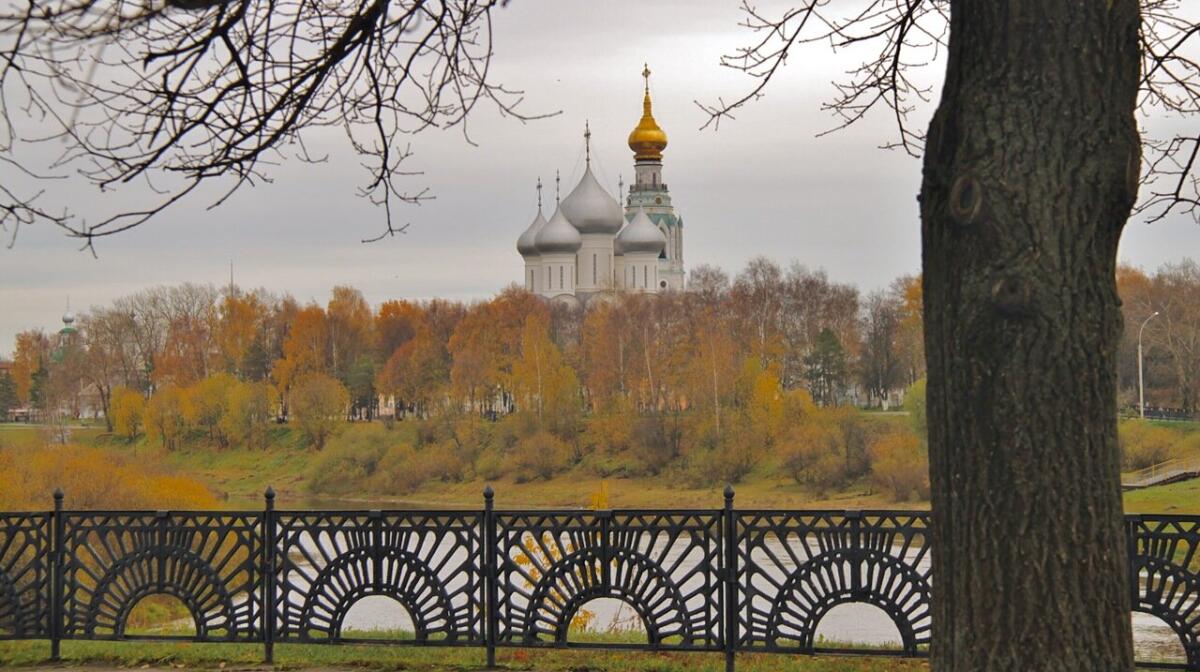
920, 2, 1140, 669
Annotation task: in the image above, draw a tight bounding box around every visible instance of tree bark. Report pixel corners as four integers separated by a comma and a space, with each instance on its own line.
920, 2, 1141, 669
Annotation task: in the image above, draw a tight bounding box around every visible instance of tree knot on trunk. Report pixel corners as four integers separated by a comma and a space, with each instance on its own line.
991, 274, 1034, 318
948, 174, 984, 227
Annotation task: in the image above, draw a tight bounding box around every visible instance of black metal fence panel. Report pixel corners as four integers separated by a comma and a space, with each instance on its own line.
273, 510, 484, 645
58, 512, 263, 641
493, 510, 722, 649
0, 493, 1196, 670
735, 510, 931, 655
0, 513, 50, 640
1129, 515, 1200, 668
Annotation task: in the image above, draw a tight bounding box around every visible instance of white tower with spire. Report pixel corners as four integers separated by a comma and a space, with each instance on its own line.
626, 64, 684, 291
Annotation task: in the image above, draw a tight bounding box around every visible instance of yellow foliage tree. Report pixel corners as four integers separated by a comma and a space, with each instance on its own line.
145, 384, 191, 451
110, 386, 146, 440
290, 372, 349, 450
185, 373, 236, 448
512, 314, 581, 439
220, 380, 273, 449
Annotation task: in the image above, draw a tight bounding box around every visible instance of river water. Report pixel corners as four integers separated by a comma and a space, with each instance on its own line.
268, 524, 1187, 664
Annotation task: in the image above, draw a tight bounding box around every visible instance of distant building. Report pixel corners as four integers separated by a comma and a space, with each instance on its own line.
517, 66, 685, 306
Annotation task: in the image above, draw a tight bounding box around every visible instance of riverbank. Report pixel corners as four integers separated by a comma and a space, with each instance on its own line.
5, 420, 1200, 512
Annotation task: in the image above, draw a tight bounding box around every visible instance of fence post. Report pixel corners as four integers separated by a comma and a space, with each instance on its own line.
723, 484, 737, 672
50, 489, 63, 662
483, 486, 498, 668
263, 487, 276, 665
1126, 514, 1141, 610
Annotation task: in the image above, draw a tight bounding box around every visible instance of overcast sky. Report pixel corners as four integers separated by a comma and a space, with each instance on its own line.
2, 1, 1198, 357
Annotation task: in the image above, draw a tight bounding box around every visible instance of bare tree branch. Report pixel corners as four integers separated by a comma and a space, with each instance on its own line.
702, 0, 1200, 224
0, 0, 552, 246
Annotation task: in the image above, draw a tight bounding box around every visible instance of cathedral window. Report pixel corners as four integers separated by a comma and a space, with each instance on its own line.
644, 266, 648, 287
593, 254, 597, 285
560, 266, 564, 289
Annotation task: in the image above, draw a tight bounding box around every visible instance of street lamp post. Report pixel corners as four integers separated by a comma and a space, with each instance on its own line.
1139, 311, 1161, 419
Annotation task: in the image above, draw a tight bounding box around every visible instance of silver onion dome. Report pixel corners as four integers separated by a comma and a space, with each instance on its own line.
560, 166, 624, 235
613, 213, 630, 256
615, 206, 666, 255
535, 207, 583, 254
517, 209, 547, 257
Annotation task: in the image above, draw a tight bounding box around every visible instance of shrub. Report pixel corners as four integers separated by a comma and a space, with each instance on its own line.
870, 431, 930, 502
1119, 420, 1179, 470
306, 425, 390, 495
374, 444, 423, 494
780, 429, 845, 497
373, 441, 467, 495
632, 412, 683, 475
778, 408, 875, 496
475, 448, 506, 481
513, 431, 571, 482
0, 444, 216, 510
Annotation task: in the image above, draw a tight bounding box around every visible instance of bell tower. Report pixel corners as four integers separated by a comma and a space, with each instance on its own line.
625, 65, 684, 290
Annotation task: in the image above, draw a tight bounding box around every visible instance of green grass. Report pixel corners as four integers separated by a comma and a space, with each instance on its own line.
0, 637, 928, 671
1125, 477, 1200, 514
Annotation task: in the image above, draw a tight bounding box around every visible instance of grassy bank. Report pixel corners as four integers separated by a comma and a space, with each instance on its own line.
0, 638, 926, 672
6, 418, 1200, 513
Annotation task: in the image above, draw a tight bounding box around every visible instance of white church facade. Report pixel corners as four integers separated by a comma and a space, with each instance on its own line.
517, 66, 685, 304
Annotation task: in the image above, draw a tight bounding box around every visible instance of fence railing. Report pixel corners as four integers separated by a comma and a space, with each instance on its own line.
0, 487, 1197, 670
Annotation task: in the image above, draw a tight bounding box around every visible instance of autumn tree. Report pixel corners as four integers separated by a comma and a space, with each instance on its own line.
186, 373, 236, 448
0, 372, 16, 419
512, 313, 582, 439
448, 288, 545, 415
377, 324, 450, 418
858, 290, 902, 406
215, 293, 266, 378
375, 300, 424, 360
220, 381, 273, 450
290, 373, 349, 450
893, 275, 925, 386
153, 284, 218, 387
79, 311, 130, 431
110, 387, 146, 441
145, 385, 190, 451
1147, 261, 1200, 411
11, 330, 50, 405
346, 356, 378, 420
580, 303, 631, 412
274, 305, 329, 400
803, 329, 847, 406
327, 287, 374, 384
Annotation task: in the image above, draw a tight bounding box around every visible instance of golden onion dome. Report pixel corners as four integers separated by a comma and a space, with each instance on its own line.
628, 64, 667, 162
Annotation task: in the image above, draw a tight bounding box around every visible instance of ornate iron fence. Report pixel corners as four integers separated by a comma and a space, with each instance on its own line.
0, 487, 1197, 670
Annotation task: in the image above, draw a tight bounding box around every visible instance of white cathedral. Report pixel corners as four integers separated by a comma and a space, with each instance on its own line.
516, 66, 685, 304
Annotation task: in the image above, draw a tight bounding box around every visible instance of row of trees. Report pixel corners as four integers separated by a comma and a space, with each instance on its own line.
1, 259, 926, 434
1117, 261, 1200, 412
4, 257, 1197, 441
